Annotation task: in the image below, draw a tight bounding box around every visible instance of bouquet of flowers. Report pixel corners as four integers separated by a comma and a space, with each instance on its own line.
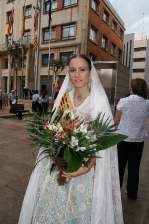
28, 109, 127, 185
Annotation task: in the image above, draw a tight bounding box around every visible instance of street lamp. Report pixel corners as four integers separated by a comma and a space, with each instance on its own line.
33, 0, 42, 91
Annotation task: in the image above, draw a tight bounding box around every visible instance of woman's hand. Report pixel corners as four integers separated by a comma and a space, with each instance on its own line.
62, 157, 96, 178
54, 157, 68, 169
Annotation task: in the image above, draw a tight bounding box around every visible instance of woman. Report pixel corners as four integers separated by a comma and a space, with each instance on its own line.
3, 89, 8, 109
40, 89, 49, 114
32, 90, 41, 114
19, 54, 123, 224
114, 78, 149, 200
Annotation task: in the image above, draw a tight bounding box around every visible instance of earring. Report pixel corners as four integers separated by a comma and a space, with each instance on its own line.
88, 77, 92, 88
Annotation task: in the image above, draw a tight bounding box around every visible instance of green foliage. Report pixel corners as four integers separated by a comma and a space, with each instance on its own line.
50, 59, 65, 76
7, 38, 28, 60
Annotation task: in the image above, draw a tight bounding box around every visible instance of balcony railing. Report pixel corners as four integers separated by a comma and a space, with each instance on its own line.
0, 38, 33, 51
0, 43, 8, 51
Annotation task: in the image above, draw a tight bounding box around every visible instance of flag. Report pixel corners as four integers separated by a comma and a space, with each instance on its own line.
33, 33, 37, 51
22, 5, 26, 37
7, 9, 14, 35
55, 76, 60, 92
34, 12, 38, 32
33, 12, 38, 51
48, 0, 52, 27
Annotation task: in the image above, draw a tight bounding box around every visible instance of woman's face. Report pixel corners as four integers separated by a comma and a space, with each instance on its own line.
69, 58, 91, 89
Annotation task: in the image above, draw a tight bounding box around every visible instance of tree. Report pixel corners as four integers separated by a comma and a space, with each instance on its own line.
48, 59, 65, 103
7, 38, 28, 103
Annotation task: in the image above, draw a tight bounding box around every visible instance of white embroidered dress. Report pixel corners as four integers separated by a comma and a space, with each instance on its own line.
19, 63, 124, 224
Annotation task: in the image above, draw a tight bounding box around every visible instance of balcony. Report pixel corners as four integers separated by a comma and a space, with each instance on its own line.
0, 43, 7, 51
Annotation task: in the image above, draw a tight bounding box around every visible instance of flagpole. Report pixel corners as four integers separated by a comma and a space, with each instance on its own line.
21, 0, 26, 99
34, 0, 42, 91
10, 3, 14, 93
47, 0, 52, 105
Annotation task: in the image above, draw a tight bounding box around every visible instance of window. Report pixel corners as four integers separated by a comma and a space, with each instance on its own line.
91, 0, 99, 13
6, 35, 12, 45
45, 0, 57, 12
64, 0, 77, 8
89, 53, 97, 61
43, 27, 56, 42
112, 20, 117, 33
62, 24, 76, 39
7, 0, 14, 3
6, 11, 11, 23
133, 69, 144, 73
119, 28, 124, 39
134, 47, 146, 52
24, 30, 31, 44
111, 43, 116, 56
20, 57, 26, 68
42, 53, 54, 66
118, 49, 122, 61
60, 52, 74, 65
101, 35, 108, 51
90, 26, 98, 43
4, 59, 8, 69
25, 5, 32, 18
103, 10, 109, 24
23, 57, 26, 68
134, 58, 145, 62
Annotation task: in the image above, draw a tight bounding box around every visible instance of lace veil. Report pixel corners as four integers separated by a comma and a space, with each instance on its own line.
53, 62, 124, 224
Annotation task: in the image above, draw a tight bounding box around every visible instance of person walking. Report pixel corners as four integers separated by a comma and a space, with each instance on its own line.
32, 90, 41, 115
40, 89, 49, 114
114, 78, 149, 200
0, 88, 3, 110
8, 90, 15, 107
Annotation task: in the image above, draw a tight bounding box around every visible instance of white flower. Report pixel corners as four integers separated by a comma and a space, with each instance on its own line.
76, 146, 86, 152
57, 123, 63, 132
90, 144, 97, 151
90, 134, 97, 142
79, 124, 87, 133
70, 136, 78, 147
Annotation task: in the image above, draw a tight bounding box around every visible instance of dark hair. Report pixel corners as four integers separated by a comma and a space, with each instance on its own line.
42, 89, 48, 98
69, 54, 92, 71
131, 78, 147, 99
34, 90, 38, 94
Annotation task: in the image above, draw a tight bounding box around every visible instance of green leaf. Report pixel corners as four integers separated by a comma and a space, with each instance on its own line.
96, 134, 127, 150
65, 149, 82, 173
63, 147, 71, 162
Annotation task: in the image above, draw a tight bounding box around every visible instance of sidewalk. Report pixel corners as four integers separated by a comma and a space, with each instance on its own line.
0, 111, 149, 223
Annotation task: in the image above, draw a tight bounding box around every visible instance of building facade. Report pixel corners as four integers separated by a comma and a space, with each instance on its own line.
0, 0, 125, 96
124, 34, 149, 87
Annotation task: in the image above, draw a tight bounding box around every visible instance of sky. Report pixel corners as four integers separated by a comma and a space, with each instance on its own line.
110, 0, 149, 40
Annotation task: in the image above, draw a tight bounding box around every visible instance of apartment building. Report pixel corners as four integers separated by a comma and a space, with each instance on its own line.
124, 34, 149, 87
0, 0, 125, 96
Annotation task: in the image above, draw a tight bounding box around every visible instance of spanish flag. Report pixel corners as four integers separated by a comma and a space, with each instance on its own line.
7, 9, 14, 36
22, 5, 26, 37
33, 33, 37, 51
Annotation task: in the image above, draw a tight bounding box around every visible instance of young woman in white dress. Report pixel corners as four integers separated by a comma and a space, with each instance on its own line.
19, 54, 124, 224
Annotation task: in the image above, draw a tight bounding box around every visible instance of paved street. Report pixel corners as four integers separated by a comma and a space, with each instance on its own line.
0, 100, 149, 224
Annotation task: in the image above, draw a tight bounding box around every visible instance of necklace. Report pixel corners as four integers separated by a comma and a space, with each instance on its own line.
74, 88, 89, 102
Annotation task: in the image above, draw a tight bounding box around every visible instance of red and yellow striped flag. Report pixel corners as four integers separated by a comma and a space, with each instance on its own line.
33, 33, 37, 51
7, 9, 14, 35
22, 5, 26, 37
33, 12, 38, 51
34, 12, 38, 32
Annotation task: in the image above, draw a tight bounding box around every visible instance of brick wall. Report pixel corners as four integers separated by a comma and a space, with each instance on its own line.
87, 0, 124, 61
